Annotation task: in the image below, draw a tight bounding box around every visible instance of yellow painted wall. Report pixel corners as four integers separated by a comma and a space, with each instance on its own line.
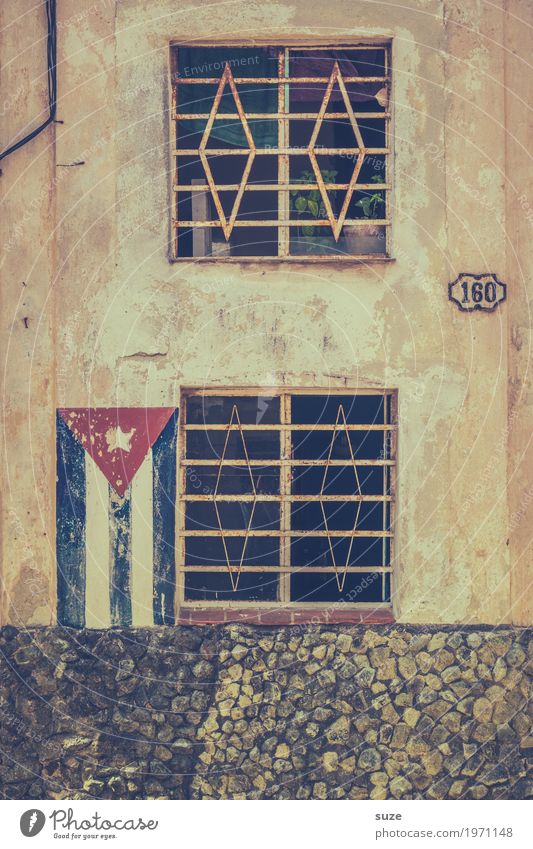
1, 0, 531, 625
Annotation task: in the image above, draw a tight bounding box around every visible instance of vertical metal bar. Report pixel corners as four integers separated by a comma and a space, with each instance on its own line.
389, 391, 397, 611
307, 64, 339, 236
382, 393, 388, 601
175, 395, 187, 620
385, 46, 391, 258
172, 57, 179, 258
278, 49, 290, 257
279, 392, 292, 602
191, 177, 211, 256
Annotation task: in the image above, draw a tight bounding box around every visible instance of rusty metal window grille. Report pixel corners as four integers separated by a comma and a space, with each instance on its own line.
171, 44, 391, 260
177, 389, 396, 611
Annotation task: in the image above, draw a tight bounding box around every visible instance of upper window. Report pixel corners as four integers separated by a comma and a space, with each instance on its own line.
177, 389, 395, 615
171, 44, 391, 260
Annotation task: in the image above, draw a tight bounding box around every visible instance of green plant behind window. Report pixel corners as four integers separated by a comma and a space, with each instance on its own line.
355, 173, 385, 219
291, 169, 338, 236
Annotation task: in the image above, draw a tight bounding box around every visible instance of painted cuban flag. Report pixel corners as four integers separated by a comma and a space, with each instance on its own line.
56, 407, 178, 627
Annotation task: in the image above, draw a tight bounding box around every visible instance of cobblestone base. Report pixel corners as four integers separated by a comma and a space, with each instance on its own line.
0, 625, 531, 799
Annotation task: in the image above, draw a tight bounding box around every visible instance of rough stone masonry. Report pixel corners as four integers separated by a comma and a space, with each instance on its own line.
0, 625, 531, 800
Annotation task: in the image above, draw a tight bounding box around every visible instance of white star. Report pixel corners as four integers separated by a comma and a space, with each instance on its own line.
105, 426, 136, 452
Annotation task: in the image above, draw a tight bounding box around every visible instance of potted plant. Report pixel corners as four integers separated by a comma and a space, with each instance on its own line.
291, 169, 339, 254
344, 174, 386, 255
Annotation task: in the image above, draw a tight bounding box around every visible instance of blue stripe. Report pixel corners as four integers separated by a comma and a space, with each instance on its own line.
152, 410, 178, 624
109, 485, 132, 626
56, 413, 86, 627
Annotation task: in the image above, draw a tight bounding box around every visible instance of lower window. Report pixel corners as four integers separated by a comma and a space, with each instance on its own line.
177, 389, 395, 611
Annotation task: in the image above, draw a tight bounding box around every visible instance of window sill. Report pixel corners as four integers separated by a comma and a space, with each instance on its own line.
169, 255, 395, 265
177, 607, 395, 626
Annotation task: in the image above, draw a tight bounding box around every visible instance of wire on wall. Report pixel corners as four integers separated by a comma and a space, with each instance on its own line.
0, 0, 57, 163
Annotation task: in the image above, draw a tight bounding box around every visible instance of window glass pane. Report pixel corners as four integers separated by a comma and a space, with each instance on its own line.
291, 500, 388, 532
175, 154, 205, 185
287, 48, 387, 118
178, 225, 283, 259
291, 535, 385, 567
291, 394, 386, 424
291, 118, 369, 152
176, 47, 278, 151
288, 86, 387, 116
290, 227, 346, 257
186, 500, 280, 531
290, 570, 385, 603
177, 47, 277, 80
289, 154, 364, 191
185, 535, 280, 567
177, 115, 278, 150
287, 150, 387, 257
186, 430, 280, 461
358, 153, 387, 182
291, 464, 388, 496
177, 154, 278, 188
383, 572, 391, 602
185, 464, 280, 495
177, 118, 248, 150
292, 429, 385, 460
176, 154, 280, 258
289, 48, 386, 79
225, 189, 279, 221
177, 81, 277, 146
185, 571, 279, 601
225, 227, 279, 257
187, 394, 280, 424
290, 224, 387, 257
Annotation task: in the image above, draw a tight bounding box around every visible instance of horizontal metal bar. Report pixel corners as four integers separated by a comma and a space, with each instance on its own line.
174, 147, 389, 155
284, 45, 388, 50
179, 600, 393, 609
181, 529, 392, 537
176, 76, 388, 84
172, 254, 392, 262
182, 388, 395, 396
181, 494, 391, 501
184, 423, 394, 430
175, 219, 390, 228
175, 182, 390, 192
181, 566, 391, 573
173, 42, 389, 50
182, 459, 393, 466
175, 112, 390, 120
285, 45, 389, 51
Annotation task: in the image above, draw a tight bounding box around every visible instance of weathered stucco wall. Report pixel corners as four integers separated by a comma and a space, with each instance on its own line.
1, 0, 532, 624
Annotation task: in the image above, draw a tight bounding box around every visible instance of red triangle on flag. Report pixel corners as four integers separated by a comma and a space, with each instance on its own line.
58, 407, 176, 497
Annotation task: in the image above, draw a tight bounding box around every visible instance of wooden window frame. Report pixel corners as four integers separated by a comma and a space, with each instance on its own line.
175, 387, 396, 625
169, 39, 393, 264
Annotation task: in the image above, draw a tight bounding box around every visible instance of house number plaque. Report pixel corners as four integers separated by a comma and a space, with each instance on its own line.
448, 273, 506, 312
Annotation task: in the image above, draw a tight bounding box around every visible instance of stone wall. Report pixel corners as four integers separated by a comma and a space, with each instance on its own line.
0, 625, 531, 800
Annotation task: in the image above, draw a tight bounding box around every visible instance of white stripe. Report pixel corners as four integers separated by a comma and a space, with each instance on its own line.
131, 451, 154, 626
85, 454, 111, 628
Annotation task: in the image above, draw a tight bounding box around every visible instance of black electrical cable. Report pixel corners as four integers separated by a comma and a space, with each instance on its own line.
0, 0, 57, 163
